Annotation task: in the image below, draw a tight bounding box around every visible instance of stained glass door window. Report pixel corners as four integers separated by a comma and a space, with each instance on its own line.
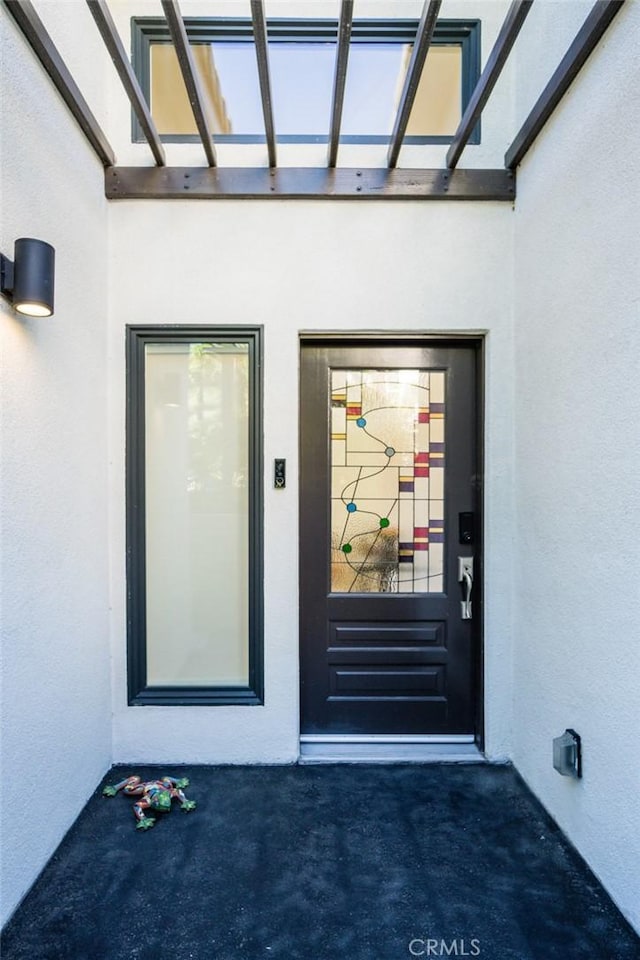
331, 370, 445, 594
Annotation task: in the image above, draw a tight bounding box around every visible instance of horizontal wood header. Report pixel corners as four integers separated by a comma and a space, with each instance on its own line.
106, 166, 515, 201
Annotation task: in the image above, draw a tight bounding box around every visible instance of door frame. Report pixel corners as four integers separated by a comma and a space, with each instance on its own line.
298, 331, 485, 752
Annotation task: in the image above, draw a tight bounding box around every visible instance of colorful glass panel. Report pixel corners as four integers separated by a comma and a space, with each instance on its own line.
330, 369, 445, 593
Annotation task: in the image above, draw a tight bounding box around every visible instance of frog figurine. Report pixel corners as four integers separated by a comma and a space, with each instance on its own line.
103, 775, 196, 830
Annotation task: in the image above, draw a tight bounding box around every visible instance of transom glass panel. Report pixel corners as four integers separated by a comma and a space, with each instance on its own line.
133, 18, 481, 146
150, 41, 462, 138
331, 370, 445, 594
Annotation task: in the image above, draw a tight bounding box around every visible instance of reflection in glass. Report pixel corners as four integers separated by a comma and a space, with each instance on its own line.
343, 44, 462, 136
144, 342, 249, 686
331, 370, 445, 594
150, 40, 462, 138
151, 44, 235, 134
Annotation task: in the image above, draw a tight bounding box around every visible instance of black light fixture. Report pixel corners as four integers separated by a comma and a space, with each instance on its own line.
0, 238, 55, 317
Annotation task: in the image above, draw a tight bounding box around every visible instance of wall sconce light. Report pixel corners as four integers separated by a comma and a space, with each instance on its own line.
0, 238, 55, 317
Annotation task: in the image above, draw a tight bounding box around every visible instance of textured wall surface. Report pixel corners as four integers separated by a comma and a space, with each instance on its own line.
106, 0, 517, 766
0, 8, 111, 927
4, 0, 639, 939
512, 1, 640, 934
108, 199, 515, 764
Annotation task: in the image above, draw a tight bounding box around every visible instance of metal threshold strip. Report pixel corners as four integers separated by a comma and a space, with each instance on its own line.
301, 734, 475, 743
299, 734, 485, 764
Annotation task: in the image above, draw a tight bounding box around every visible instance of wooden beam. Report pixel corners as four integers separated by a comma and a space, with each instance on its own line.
160, 0, 216, 167
327, 0, 354, 168
87, 0, 165, 167
3, 0, 115, 167
447, 0, 533, 170
250, 0, 276, 168
387, 0, 442, 169
106, 166, 515, 202
505, 0, 625, 169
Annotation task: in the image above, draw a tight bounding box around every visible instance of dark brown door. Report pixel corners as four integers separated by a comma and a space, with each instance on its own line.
300, 340, 480, 736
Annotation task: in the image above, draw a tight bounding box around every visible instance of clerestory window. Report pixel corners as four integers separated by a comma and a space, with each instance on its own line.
131, 17, 481, 145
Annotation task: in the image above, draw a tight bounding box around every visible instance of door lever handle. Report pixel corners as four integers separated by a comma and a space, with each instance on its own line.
458, 556, 473, 620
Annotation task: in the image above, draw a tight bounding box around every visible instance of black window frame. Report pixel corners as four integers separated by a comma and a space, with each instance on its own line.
131, 17, 481, 146
126, 325, 264, 707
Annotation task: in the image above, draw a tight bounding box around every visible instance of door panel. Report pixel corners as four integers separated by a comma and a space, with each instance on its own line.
300, 341, 480, 736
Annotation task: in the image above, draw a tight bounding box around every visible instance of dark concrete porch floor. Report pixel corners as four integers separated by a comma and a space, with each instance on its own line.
2, 764, 638, 960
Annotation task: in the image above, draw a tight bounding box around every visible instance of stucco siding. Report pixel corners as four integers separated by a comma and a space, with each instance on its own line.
0, 8, 111, 928
108, 199, 516, 764
512, 1, 640, 935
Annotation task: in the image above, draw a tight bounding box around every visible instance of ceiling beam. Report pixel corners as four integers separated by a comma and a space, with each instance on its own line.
387, 0, 442, 169
87, 0, 165, 167
160, 0, 217, 167
106, 166, 515, 202
446, 0, 533, 170
250, 0, 276, 168
327, 0, 354, 168
505, 0, 625, 170
3, 0, 115, 167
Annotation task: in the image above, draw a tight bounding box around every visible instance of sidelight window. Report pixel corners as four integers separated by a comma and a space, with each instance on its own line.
126, 326, 263, 706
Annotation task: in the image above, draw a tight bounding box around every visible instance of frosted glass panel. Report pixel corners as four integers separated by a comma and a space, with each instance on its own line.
145, 343, 249, 686
331, 370, 445, 593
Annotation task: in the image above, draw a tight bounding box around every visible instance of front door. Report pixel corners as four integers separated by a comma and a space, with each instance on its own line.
300, 339, 480, 736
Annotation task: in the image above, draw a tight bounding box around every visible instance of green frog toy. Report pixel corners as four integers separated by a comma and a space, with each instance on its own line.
103, 775, 196, 830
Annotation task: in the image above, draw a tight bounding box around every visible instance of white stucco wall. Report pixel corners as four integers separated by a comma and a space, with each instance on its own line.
105, 0, 518, 764
512, 1, 640, 935
0, 7, 111, 927
7, 0, 639, 936
108, 200, 516, 764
